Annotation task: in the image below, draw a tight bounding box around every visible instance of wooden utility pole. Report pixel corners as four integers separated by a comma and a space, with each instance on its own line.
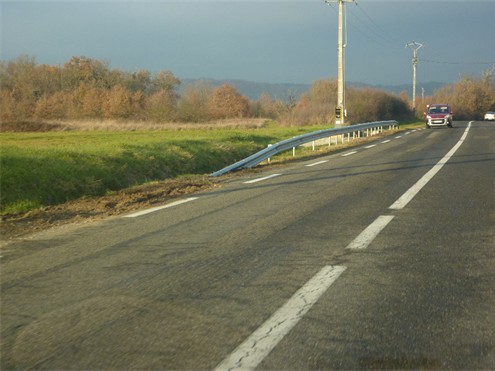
406, 41, 424, 109
325, 0, 354, 125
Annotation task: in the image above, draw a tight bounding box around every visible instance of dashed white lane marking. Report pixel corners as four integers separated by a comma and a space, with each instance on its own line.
215, 265, 346, 371
124, 197, 199, 218
306, 160, 329, 167
346, 215, 395, 249
381, 139, 391, 144
244, 174, 282, 184
389, 122, 472, 210
395, 135, 403, 139
342, 151, 358, 157
365, 144, 377, 149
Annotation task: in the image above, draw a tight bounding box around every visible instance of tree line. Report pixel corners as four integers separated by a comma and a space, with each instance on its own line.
1, 55, 493, 126
422, 71, 495, 120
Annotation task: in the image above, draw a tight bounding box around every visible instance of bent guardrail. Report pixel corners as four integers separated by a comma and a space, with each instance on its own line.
210, 120, 398, 177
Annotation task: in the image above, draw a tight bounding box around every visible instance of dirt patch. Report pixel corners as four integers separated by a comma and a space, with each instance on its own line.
0, 167, 271, 243
0, 175, 227, 242
0, 121, 65, 132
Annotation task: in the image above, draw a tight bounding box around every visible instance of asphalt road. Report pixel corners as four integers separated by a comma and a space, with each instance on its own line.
1, 121, 494, 370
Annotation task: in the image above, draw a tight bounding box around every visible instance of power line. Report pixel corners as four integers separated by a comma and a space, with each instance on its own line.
325, 1, 400, 50
419, 58, 495, 65
353, 1, 404, 47
345, 10, 399, 50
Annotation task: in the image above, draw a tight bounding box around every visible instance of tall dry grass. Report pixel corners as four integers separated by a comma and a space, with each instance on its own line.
4, 118, 272, 132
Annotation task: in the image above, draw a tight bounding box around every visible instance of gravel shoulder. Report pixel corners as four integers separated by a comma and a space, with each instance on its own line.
0, 175, 222, 243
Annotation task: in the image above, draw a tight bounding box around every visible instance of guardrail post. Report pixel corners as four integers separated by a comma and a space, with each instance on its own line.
210, 120, 399, 176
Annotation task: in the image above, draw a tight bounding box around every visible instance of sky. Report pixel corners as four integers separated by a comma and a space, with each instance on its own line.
1, 0, 494, 86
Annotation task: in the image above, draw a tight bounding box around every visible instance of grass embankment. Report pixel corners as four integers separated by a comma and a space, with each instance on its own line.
1, 121, 336, 214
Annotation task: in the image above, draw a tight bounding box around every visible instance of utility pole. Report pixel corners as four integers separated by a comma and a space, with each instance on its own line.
405, 41, 423, 109
325, 0, 354, 126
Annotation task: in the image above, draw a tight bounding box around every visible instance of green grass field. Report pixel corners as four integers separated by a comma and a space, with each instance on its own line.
1, 123, 333, 214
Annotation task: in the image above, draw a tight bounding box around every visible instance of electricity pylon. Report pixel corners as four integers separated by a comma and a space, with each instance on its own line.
405, 41, 424, 109
325, 0, 354, 126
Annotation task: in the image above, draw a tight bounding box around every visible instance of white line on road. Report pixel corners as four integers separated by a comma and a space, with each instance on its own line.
342, 151, 358, 157
215, 265, 346, 371
124, 197, 198, 218
306, 160, 329, 167
365, 144, 377, 149
389, 122, 472, 210
346, 215, 395, 249
395, 135, 403, 139
244, 174, 282, 184
381, 139, 391, 144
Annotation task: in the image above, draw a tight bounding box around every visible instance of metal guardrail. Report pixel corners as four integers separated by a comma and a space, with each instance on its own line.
210, 120, 398, 177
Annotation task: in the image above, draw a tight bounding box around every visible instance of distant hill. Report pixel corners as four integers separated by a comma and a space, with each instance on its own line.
180, 78, 310, 101
179, 78, 447, 101
368, 82, 447, 97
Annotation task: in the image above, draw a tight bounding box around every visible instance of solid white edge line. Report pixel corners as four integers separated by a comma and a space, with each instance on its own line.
124, 197, 198, 218
342, 151, 357, 157
306, 160, 329, 167
244, 174, 281, 184
389, 122, 472, 210
215, 265, 346, 371
346, 215, 395, 250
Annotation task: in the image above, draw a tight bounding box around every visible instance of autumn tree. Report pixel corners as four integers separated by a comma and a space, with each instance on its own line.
251, 92, 279, 118
145, 90, 177, 122
0, 55, 39, 120
34, 92, 67, 119
177, 81, 212, 122
121, 70, 152, 93
151, 70, 181, 94
103, 85, 134, 119
432, 75, 495, 120
207, 84, 250, 119
61, 56, 114, 91
280, 80, 337, 126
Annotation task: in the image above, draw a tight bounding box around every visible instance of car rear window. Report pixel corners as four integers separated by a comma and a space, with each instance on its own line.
428, 106, 449, 114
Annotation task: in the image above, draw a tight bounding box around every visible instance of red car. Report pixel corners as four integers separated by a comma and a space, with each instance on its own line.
425, 104, 454, 128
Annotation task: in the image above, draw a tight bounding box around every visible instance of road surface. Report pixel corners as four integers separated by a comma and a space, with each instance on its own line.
1, 121, 494, 369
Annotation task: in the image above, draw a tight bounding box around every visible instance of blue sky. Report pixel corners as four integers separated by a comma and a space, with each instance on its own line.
1, 0, 494, 86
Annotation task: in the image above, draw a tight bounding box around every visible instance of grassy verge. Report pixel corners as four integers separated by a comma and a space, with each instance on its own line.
1, 120, 422, 215
1, 122, 333, 214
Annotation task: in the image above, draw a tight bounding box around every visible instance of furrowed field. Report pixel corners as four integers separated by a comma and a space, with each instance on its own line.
0, 122, 331, 215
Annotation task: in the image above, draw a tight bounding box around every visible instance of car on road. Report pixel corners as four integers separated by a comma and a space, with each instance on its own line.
425, 104, 454, 128
484, 111, 495, 121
